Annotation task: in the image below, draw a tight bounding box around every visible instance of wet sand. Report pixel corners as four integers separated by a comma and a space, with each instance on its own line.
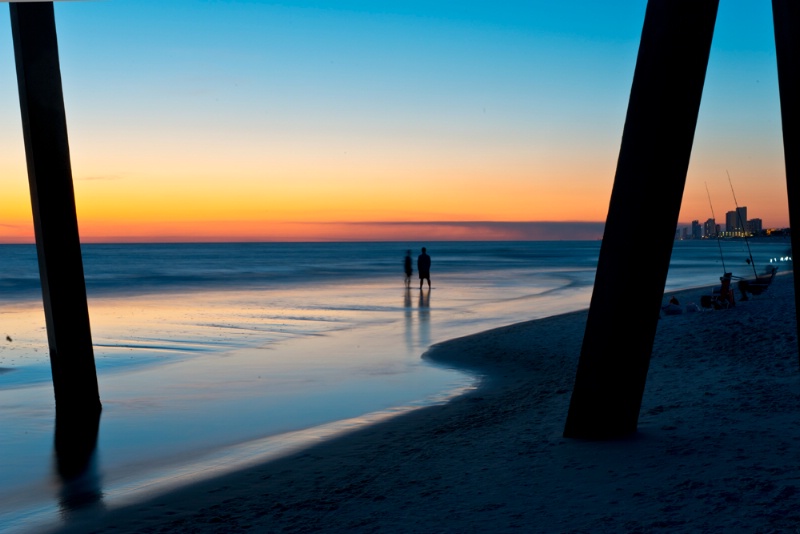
49, 272, 799, 533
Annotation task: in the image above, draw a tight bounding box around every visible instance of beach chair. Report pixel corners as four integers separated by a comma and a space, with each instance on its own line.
701, 273, 736, 310
737, 266, 778, 301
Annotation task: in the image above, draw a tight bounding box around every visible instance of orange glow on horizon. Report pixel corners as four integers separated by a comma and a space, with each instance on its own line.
0, 219, 609, 243
0, 119, 791, 243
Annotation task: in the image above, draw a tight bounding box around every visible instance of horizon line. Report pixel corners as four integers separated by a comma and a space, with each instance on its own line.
0, 219, 790, 245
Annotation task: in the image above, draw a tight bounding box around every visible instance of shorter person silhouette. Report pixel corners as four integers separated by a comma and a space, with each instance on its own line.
417, 247, 431, 290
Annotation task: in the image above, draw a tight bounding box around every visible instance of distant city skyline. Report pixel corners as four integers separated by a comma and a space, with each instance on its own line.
677, 204, 788, 240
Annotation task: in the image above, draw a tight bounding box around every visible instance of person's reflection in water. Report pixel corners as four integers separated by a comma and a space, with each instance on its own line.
418, 288, 431, 348
404, 250, 413, 288
404, 286, 413, 351
53, 409, 105, 516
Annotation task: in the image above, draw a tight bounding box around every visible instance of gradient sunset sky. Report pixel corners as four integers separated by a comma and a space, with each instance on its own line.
0, 1, 789, 242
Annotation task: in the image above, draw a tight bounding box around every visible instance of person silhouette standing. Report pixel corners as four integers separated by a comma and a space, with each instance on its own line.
417, 247, 431, 290
403, 250, 413, 287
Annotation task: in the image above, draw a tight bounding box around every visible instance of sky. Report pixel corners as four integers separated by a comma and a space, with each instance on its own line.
0, 0, 789, 242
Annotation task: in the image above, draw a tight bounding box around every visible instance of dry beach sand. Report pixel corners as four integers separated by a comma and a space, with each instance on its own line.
51, 272, 800, 533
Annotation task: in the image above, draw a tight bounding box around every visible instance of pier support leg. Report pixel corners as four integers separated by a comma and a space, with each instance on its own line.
772, 1, 800, 367
10, 3, 101, 415
564, 0, 718, 439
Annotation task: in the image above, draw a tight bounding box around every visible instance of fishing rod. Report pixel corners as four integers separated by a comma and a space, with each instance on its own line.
705, 181, 727, 275
726, 170, 758, 278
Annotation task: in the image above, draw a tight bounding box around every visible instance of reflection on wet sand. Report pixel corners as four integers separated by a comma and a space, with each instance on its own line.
53, 409, 104, 515
2, 280, 492, 531
418, 289, 430, 348
402, 287, 431, 352
404, 288, 413, 351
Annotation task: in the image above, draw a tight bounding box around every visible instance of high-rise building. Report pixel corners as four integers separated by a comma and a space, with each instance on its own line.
748, 218, 763, 234
736, 207, 747, 231
725, 210, 737, 232
703, 218, 716, 238
691, 220, 702, 239
725, 207, 747, 234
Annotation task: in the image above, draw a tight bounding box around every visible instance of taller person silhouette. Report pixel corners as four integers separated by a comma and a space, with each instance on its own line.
417, 247, 431, 290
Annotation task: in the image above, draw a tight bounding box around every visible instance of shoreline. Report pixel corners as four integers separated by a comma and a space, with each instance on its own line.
47, 272, 800, 532
47, 309, 590, 534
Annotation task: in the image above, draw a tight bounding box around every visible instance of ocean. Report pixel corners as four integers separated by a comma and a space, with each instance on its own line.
0, 239, 793, 531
